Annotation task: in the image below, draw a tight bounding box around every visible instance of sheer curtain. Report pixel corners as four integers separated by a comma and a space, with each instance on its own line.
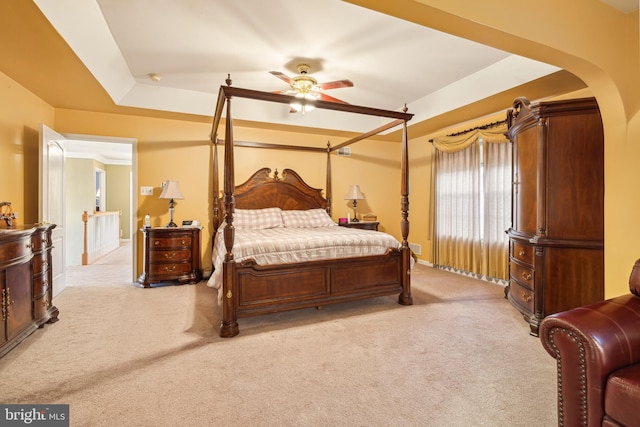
431, 123, 511, 281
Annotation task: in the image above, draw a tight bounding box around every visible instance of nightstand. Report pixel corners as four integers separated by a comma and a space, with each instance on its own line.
138, 227, 202, 287
339, 221, 379, 231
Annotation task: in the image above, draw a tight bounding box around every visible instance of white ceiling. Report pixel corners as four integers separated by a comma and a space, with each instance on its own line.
33, 0, 637, 161
600, 0, 639, 13
34, 0, 564, 135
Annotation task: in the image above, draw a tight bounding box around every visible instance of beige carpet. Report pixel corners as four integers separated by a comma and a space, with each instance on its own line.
0, 244, 557, 426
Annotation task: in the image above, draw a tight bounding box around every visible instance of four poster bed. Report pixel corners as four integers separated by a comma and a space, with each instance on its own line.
208, 78, 414, 337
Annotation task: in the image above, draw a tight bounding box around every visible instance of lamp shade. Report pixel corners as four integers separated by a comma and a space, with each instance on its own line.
159, 180, 184, 200
344, 184, 364, 200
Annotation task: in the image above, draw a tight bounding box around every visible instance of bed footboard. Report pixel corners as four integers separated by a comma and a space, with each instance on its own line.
219, 250, 410, 337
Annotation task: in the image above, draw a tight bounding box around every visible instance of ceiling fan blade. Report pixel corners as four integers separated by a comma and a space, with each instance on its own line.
318, 79, 354, 90
318, 93, 349, 104
269, 71, 294, 85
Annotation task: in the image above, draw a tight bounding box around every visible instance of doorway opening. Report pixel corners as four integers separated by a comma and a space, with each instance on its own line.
63, 134, 137, 285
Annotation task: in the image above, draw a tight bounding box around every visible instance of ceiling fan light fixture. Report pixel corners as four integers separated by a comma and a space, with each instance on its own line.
290, 92, 319, 114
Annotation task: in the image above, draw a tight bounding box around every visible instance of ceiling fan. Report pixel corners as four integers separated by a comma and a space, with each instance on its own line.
269, 64, 353, 113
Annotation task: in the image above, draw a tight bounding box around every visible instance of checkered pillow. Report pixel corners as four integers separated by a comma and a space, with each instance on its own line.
232, 207, 284, 230
281, 209, 337, 228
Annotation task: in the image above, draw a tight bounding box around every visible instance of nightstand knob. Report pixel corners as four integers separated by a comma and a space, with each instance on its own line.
154, 240, 160, 246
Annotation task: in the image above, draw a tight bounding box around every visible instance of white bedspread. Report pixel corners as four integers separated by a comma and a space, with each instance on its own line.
206, 225, 403, 303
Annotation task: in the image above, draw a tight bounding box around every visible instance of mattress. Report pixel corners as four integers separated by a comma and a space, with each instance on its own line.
206, 225, 403, 303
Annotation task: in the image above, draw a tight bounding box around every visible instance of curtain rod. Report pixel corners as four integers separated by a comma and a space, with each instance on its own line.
428, 119, 508, 142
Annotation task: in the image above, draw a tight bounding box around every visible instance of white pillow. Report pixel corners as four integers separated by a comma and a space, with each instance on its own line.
231, 207, 284, 229
281, 209, 337, 228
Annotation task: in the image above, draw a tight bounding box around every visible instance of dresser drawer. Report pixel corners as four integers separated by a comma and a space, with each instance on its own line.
33, 292, 51, 320
32, 254, 50, 276
511, 241, 534, 265
509, 280, 534, 313
150, 236, 193, 249
33, 274, 50, 298
510, 260, 534, 289
148, 249, 192, 263
30, 231, 51, 251
0, 235, 32, 265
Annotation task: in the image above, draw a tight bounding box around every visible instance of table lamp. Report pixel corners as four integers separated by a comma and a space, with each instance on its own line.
159, 180, 184, 227
344, 184, 364, 222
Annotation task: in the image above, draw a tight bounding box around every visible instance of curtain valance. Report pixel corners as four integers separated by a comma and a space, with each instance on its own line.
432, 122, 508, 153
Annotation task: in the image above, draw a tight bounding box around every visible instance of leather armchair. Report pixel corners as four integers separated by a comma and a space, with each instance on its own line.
540, 259, 640, 427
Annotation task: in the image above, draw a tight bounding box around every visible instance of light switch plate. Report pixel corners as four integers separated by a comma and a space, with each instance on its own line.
140, 186, 153, 196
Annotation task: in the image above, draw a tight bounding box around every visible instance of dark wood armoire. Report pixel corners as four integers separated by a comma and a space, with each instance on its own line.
506, 97, 604, 336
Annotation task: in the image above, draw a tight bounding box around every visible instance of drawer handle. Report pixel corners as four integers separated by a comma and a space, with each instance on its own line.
181, 239, 186, 245
164, 252, 176, 259
522, 292, 532, 303
521, 272, 532, 281
26, 243, 32, 249
154, 240, 160, 246
164, 265, 177, 272
519, 250, 525, 257
2, 288, 15, 320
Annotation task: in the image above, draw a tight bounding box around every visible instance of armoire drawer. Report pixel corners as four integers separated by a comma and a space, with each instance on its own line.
509, 280, 534, 313
509, 260, 534, 289
511, 241, 534, 265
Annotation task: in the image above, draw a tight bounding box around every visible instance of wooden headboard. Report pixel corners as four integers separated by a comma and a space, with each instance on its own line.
215, 168, 329, 225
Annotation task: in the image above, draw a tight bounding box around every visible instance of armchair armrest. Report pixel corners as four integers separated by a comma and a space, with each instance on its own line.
540, 294, 640, 426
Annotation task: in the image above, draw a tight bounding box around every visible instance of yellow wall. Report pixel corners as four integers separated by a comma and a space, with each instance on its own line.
106, 164, 132, 239
0, 71, 54, 224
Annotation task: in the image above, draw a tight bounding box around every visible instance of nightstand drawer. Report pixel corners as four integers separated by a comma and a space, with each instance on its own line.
148, 249, 192, 263
150, 236, 193, 248
148, 262, 194, 277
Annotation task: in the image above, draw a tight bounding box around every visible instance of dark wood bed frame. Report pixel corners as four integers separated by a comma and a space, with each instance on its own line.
210, 77, 414, 337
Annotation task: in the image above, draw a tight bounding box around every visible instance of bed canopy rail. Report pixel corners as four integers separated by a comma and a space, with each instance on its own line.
210, 76, 414, 337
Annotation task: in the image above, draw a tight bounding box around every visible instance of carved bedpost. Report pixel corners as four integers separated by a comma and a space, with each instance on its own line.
212, 139, 220, 233
399, 106, 413, 306
326, 141, 332, 216
220, 76, 239, 338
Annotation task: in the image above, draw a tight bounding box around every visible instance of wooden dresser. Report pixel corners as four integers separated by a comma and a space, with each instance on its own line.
1, 224, 59, 358
506, 97, 604, 336
138, 227, 202, 287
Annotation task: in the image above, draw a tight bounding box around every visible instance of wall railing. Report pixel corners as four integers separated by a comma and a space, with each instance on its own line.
82, 209, 121, 265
